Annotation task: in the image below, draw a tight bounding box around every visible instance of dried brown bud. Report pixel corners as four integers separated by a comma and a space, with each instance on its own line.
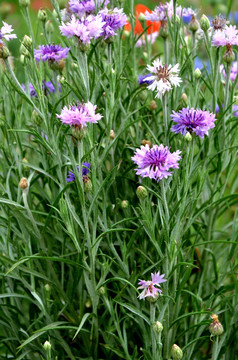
110, 129, 115, 139
19, 177, 28, 190
141, 139, 152, 147
150, 100, 157, 110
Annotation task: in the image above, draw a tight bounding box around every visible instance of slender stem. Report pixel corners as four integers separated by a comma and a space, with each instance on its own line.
192, 31, 196, 67
150, 303, 156, 359
163, 37, 169, 65
25, 7, 34, 46
212, 337, 219, 360
162, 94, 168, 145
212, 48, 220, 113
224, 62, 231, 111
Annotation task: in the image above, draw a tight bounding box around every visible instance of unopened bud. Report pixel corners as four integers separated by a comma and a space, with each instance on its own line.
152, 321, 163, 333
159, 20, 169, 39
22, 158, 28, 170
143, 52, 148, 60
209, 314, 224, 336
19, 177, 28, 190
45, 20, 54, 33
44, 284, 51, 292
59, 76, 65, 85
38, 8, 47, 22
121, 200, 129, 209
32, 110, 42, 126
194, 68, 201, 79
188, 15, 199, 32
223, 49, 235, 64
20, 54, 28, 65
43, 340, 51, 351
110, 129, 115, 140
136, 186, 148, 200
200, 14, 210, 32
138, 12, 146, 21
146, 292, 159, 303
98, 286, 106, 295
150, 100, 157, 110
123, 30, 130, 38
19, 0, 30, 6
22, 35, 32, 49
180, 93, 188, 107
141, 139, 152, 147
84, 178, 92, 192
171, 344, 183, 360
20, 43, 30, 56
184, 132, 192, 142
0, 45, 10, 59
85, 299, 92, 308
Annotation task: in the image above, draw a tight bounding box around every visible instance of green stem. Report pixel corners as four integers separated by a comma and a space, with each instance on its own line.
162, 94, 168, 145
212, 48, 220, 113
212, 337, 219, 360
163, 37, 169, 65
150, 303, 156, 359
224, 62, 231, 111
192, 31, 196, 67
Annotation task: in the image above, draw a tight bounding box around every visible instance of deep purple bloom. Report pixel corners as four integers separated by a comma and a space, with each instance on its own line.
22, 81, 61, 97
57, 101, 102, 127
212, 25, 238, 47
66, 162, 91, 182
60, 14, 105, 44
98, 8, 127, 39
138, 271, 167, 300
34, 44, 70, 63
171, 108, 216, 138
69, 0, 109, 17
0, 21, 17, 44
131, 144, 181, 182
138, 74, 153, 85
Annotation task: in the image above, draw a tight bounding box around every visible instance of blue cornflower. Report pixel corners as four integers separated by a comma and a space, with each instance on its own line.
66, 162, 91, 182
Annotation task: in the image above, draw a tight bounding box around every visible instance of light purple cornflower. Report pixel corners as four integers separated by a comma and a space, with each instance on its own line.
22, 81, 61, 97
0, 21, 17, 44
60, 14, 105, 44
98, 8, 127, 39
144, 1, 193, 22
34, 44, 70, 63
66, 162, 91, 182
57, 101, 102, 127
212, 15, 227, 31
212, 25, 238, 47
220, 62, 238, 84
69, 0, 109, 17
138, 74, 153, 85
171, 108, 216, 138
131, 144, 181, 182
138, 271, 167, 300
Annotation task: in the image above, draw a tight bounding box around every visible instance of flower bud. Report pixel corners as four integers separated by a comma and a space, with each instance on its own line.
20, 43, 29, 56
22, 158, 29, 171
150, 100, 157, 110
209, 314, 224, 336
171, 344, 183, 360
85, 299, 92, 308
138, 12, 146, 21
223, 48, 235, 64
44, 284, 51, 292
0, 45, 10, 59
121, 200, 129, 209
159, 20, 169, 39
152, 321, 163, 333
194, 68, 201, 79
45, 20, 54, 34
22, 35, 32, 49
84, 178, 92, 192
143, 52, 148, 60
20, 54, 28, 65
32, 110, 42, 126
38, 8, 47, 22
200, 14, 210, 32
59, 76, 65, 85
136, 186, 148, 200
19, 177, 28, 190
19, 0, 30, 7
141, 139, 151, 147
180, 93, 188, 107
184, 132, 192, 142
146, 292, 159, 303
123, 30, 130, 38
98, 286, 106, 295
43, 340, 51, 351
110, 129, 115, 140
188, 15, 199, 32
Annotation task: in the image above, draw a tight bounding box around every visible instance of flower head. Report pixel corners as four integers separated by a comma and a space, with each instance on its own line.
22, 81, 61, 97
99, 8, 127, 39
66, 162, 91, 182
220, 61, 238, 84
146, 59, 182, 98
60, 14, 105, 44
132, 144, 181, 182
57, 101, 102, 127
212, 25, 238, 47
34, 44, 70, 63
145, 1, 185, 22
171, 108, 216, 138
69, 0, 109, 17
212, 15, 227, 31
138, 271, 167, 300
0, 21, 17, 44
138, 73, 153, 85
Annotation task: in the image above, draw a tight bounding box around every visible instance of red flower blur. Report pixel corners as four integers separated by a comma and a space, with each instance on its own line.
124, 4, 161, 35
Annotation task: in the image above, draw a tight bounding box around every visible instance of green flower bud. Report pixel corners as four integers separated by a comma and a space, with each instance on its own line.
98, 286, 106, 295
200, 14, 210, 32
43, 340, 51, 351
121, 200, 129, 209
188, 15, 199, 33
180, 93, 188, 107
38, 8, 47, 22
136, 186, 148, 200
32, 110, 43, 126
223, 48, 235, 64
0, 45, 10, 59
209, 314, 224, 336
45, 20, 54, 34
44, 284, 51, 292
19, 0, 30, 7
150, 100, 157, 110
84, 178, 92, 193
184, 132, 192, 142
194, 68, 201, 79
20, 43, 29, 56
20, 54, 28, 65
22, 35, 32, 49
159, 20, 169, 39
146, 292, 159, 303
171, 344, 183, 360
152, 321, 163, 333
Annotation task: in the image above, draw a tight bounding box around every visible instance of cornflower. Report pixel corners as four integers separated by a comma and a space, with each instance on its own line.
69, 0, 109, 17
98, 8, 127, 40
34, 44, 70, 63
0, 21, 17, 44
212, 24, 238, 47
220, 61, 238, 83
66, 162, 91, 182
138, 271, 167, 300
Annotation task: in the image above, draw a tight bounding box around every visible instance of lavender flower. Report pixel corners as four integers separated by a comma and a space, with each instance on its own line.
22, 81, 61, 97
144, 1, 194, 22
131, 144, 181, 182
212, 25, 238, 47
212, 15, 227, 31
57, 101, 102, 127
0, 21, 17, 44
34, 44, 70, 63
138, 74, 153, 85
220, 62, 238, 84
66, 162, 91, 182
60, 14, 105, 44
69, 0, 109, 17
171, 108, 216, 138
138, 271, 167, 300
146, 59, 182, 98
98, 8, 127, 39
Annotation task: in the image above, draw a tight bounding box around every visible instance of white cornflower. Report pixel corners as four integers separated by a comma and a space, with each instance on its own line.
0, 21, 17, 44
146, 59, 182, 98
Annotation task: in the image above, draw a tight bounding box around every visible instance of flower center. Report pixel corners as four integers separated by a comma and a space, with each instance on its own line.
156, 65, 170, 82
212, 16, 227, 31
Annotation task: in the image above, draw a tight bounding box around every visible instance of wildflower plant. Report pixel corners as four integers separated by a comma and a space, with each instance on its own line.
0, 0, 237, 360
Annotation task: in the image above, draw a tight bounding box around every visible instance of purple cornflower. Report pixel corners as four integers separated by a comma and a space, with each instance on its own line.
69, 0, 109, 17
60, 14, 105, 44
212, 25, 238, 47
131, 144, 181, 182
138, 74, 153, 85
66, 162, 91, 182
57, 101, 102, 127
98, 8, 127, 39
138, 271, 167, 300
171, 108, 216, 138
212, 15, 227, 31
145, 1, 189, 22
34, 44, 70, 63
220, 62, 238, 84
22, 81, 61, 97
0, 21, 17, 44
